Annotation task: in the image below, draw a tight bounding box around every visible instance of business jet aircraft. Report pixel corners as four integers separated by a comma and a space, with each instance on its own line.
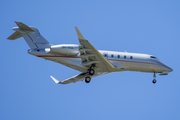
8, 22, 173, 84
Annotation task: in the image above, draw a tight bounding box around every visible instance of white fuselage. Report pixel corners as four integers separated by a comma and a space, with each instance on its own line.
28, 46, 172, 74
8, 22, 173, 84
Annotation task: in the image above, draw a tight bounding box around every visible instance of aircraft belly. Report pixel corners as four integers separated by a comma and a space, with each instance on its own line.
129, 63, 164, 73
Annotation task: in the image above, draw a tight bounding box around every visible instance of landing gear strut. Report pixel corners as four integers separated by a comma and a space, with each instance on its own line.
152, 72, 157, 84
88, 64, 95, 75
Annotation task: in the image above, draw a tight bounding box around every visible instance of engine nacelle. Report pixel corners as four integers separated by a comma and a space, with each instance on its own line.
48, 44, 80, 55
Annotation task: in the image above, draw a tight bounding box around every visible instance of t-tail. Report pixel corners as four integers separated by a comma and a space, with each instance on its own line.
7, 21, 51, 48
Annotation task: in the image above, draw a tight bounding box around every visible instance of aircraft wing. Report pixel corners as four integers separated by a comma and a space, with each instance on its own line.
50, 72, 107, 84
75, 27, 115, 72
50, 73, 87, 84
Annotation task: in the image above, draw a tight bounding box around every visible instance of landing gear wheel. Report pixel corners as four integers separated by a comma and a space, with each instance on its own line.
152, 79, 157, 84
89, 69, 95, 75
85, 76, 91, 83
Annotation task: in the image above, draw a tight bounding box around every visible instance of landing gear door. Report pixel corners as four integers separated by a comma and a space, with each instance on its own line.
103, 53, 108, 59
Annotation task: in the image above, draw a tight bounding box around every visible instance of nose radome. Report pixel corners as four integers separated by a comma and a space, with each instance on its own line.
165, 66, 173, 72
168, 67, 173, 72
159, 61, 173, 72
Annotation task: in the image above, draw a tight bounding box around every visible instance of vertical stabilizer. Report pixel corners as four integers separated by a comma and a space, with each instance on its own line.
8, 21, 51, 49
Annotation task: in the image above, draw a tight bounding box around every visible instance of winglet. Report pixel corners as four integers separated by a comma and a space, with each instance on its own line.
50, 76, 60, 84
75, 26, 85, 40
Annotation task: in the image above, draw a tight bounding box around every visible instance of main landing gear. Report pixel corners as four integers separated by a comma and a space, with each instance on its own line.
89, 69, 95, 75
85, 65, 95, 83
85, 76, 91, 83
152, 72, 157, 84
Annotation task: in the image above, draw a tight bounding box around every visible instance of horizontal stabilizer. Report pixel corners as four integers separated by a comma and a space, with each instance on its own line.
15, 21, 35, 32
7, 31, 22, 40
8, 21, 51, 48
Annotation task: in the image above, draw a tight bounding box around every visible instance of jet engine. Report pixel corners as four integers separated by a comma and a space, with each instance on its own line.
47, 44, 80, 55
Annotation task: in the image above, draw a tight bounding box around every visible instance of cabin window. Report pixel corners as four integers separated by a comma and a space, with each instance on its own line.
130, 56, 133, 59
117, 55, 120, 58
111, 54, 114, 58
104, 54, 107, 57
124, 55, 126, 59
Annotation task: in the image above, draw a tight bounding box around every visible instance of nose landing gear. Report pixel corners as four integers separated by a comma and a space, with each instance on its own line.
152, 79, 157, 84
152, 72, 157, 84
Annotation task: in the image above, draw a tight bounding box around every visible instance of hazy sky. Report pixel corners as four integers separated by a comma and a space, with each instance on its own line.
1, 0, 180, 120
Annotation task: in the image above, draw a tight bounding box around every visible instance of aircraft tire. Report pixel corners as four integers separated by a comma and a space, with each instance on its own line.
89, 69, 95, 75
152, 79, 157, 84
85, 76, 91, 83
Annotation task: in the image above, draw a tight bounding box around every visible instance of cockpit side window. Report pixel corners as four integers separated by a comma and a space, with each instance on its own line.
150, 56, 158, 59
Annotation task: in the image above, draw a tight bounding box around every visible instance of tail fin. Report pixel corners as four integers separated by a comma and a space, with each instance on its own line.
8, 21, 51, 49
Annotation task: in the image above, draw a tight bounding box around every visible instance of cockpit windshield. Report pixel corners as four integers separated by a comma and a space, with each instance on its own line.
150, 56, 158, 59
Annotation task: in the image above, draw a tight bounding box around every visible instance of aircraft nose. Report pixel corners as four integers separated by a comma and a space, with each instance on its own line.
168, 67, 173, 72
159, 61, 173, 72
164, 65, 173, 72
